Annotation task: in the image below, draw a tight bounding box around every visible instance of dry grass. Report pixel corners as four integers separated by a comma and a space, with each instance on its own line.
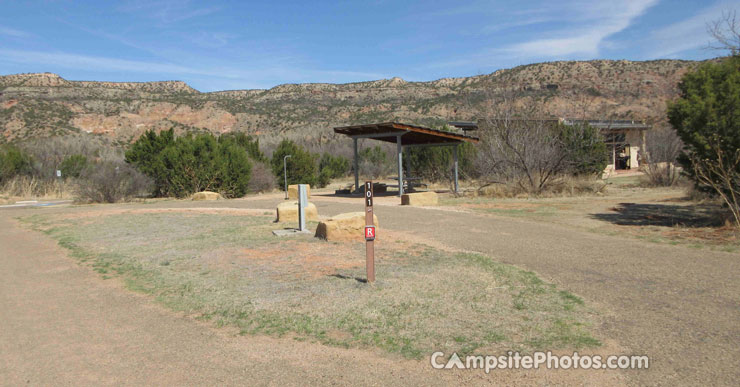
22, 211, 600, 359
441, 178, 740, 252
0, 176, 75, 203
466, 175, 607, 199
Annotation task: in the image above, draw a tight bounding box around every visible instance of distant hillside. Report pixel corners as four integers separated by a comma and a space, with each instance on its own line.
0, 59, 702, 147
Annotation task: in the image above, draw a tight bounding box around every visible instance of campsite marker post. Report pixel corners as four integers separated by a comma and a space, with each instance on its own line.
364, 181, 375, 283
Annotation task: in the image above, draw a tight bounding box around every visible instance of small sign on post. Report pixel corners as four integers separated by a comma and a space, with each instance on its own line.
364, 181, 375, 283
365, 225, 375, 241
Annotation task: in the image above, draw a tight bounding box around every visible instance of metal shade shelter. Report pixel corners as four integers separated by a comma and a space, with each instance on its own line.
333, 122, 479, 196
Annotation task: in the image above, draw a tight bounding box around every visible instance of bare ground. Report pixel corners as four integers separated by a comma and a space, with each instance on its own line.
0, 208, 625, 386
2, 185, 739, 385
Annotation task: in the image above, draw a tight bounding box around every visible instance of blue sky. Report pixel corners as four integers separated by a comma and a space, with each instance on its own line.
0, 0, 737, 91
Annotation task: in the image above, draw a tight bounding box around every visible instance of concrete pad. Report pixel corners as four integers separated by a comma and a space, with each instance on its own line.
276, 201, 318, 223
315, 212, 379, 241
287, 184, 311, 199
401, 191, 438, 206
192, 191, 222, 201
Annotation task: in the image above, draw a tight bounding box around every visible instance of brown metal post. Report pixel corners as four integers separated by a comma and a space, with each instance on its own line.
364, 180, 375, 283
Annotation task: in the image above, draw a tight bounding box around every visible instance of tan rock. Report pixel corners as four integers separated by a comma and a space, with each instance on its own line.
287, 184, 311, 199
192, 191, 222, 201
401, 191, 438, 206
276, 201, 319, 223
315, 212, 379, 241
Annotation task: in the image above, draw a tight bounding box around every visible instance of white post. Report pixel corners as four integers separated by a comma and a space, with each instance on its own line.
353, 138, 359, 193
397, 135, 404, 197
298, 184, 308, 232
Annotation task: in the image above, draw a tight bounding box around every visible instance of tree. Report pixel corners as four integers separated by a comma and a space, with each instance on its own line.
473, 87, 607, 194
219, 132, 266, 162
667, 55, 740, 226
125, 129, 174, 196
159, 134, 223, 197
641, 128, 683, 186
558, 122, 607, 176
318, 152, 350, 179
475, 88, 567, 194
406, 143, 476, 186
359, 145, 391, 179
0, 144, 32, 182
125, 130, 253, 198
218, 141, 253, 197
76, 160, 152, 203
59, 154, 88, 179
707, 10, 740, 55
270, 139, 319, 188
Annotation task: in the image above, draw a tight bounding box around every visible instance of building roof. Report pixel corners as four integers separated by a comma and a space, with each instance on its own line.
447, 121, 479, 131
333, 122, 479, 146
561, 119, 650, 130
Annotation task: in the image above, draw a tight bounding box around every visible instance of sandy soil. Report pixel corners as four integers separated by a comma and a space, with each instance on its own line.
1, 207, 626, 386
194, 189, 740, 386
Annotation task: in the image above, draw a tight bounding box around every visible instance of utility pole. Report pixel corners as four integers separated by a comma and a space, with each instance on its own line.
283, 154, 292, 200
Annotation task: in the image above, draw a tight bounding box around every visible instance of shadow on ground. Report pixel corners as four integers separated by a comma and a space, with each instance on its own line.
591, 202, 728, 228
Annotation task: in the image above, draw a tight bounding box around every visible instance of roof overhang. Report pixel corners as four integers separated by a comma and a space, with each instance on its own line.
333, 122, 479, 146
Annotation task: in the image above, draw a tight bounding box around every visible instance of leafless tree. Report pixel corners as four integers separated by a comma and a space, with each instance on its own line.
474, 87, 568, 194
707, 10, 740, 55
642, 128, 683, 186
689, 141, 740, 227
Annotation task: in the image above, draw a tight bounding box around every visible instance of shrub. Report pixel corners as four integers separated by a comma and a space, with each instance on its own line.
0, 144, 32, 182
558, 122, 607, 176
219, 132, 266, 162
641, 128, 683, 187
407, 143, 477, 184
126, 130, 253, 198
270, 139, 319, 189
476, 175, 606, 198
125, 129, 175, 196
248, 161, 276, 193
76, 161, 152, 203
21, 134, 115, 179
59, 154, 88, 179
218, 141, 252, 198
359, 145, 391, 179
318, 152, 350, 179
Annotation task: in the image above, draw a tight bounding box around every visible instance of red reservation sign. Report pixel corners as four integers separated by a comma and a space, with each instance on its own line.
365, 225, 376, 241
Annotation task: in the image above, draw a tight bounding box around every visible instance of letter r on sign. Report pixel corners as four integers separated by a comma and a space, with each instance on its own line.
365, 226, 376, 241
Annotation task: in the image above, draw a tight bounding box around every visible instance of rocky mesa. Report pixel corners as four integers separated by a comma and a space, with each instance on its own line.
0, 59, 702, 146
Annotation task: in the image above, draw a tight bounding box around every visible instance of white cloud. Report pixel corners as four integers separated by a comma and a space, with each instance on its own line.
499, 0, 659, 58
647, 1, 738, 58
0, 49, 201, 76
0, 25, 31, 38
117, 0, 220, 24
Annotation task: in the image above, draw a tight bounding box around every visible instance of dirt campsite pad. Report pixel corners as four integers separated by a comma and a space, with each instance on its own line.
2, 182, 739, 386
21, 210, 602, 359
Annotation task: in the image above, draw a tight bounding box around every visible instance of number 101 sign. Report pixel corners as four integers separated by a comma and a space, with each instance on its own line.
364, 181, 375, 283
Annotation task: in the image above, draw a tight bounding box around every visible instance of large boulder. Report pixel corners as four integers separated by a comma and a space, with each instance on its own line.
287, 184, 311, 199
276, 201, 319, 223
401, 191, 438, 206
192, 191, 222, 201
315, 212, 379, 241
